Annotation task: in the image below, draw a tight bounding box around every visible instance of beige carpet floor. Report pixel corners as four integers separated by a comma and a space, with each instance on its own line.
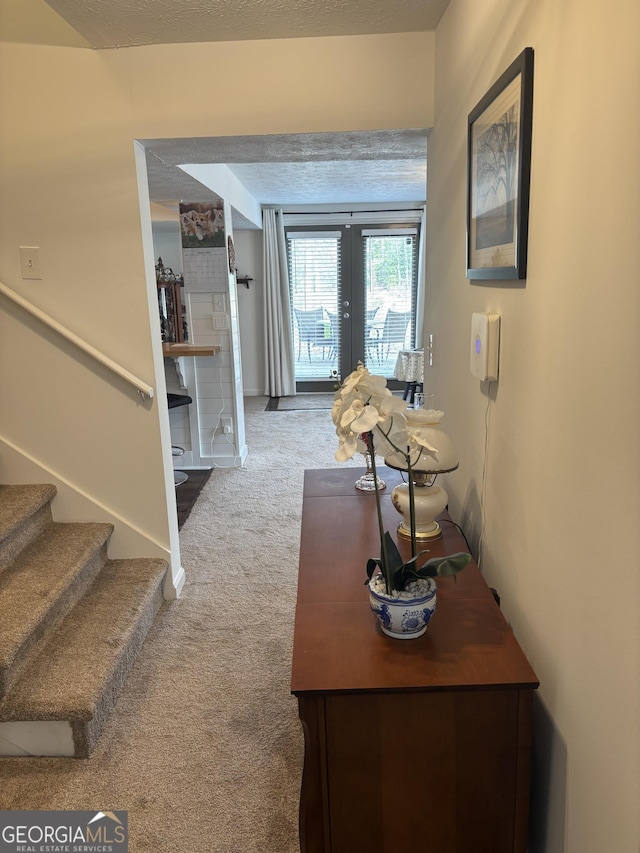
0, 397, 361, 852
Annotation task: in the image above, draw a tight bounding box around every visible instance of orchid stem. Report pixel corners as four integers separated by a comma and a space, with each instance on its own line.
406, 448, 417, 559
367, 432, 391, 595
375, 423, 421, 560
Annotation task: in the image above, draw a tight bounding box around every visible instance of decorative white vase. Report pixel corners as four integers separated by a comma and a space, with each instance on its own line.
354, 451, 386, 492
368, 575, 437, 639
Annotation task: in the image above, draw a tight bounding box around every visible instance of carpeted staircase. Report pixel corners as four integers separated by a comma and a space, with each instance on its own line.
0, 483, 167, 758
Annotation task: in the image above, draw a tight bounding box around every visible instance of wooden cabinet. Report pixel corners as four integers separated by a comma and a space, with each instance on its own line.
291, 468, 539, 853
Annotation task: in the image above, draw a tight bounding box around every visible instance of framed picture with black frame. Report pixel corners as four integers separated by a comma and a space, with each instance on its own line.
466, 47, 534, 280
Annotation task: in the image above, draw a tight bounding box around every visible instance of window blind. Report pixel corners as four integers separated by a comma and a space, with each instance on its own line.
363, 232, 417, 363
286, 232, 342, 380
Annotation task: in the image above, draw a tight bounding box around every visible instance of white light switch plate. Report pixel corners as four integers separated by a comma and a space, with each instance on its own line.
470, 312, 500, 381
20, 246, 42, 280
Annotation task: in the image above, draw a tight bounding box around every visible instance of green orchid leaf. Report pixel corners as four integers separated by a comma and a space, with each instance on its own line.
422, 552, 472, 578
398, 566, 422, 584
393, 551, 472, 589
365, 557, 381, 584
383, 532, 405, 572
378, 532, 405, 594
391, 568, 406, 591
400, 550, 431, 571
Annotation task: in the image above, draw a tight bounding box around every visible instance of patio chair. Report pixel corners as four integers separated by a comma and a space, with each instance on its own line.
365, 307, 382, 362
324, 310, 340, 361
378, 310, 412, 362
293, 306, 326, 361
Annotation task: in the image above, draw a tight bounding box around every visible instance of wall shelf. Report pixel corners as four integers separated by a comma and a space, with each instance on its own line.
162, 343, 221, 357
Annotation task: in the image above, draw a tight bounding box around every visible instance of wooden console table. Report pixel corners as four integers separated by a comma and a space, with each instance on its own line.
291, 468, 539, 853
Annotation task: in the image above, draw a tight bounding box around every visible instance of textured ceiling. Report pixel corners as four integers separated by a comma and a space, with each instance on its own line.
143, 130, 429, 165
44, 0, 449, 48
144, 130, 428, 229
221, 160, 426, 205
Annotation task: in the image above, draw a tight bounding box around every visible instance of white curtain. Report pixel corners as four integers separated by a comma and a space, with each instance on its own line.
262, 208, 296, 397
415, 205, 427, 347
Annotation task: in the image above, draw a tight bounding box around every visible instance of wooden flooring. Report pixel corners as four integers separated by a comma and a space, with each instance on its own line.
175, 468, 212, 529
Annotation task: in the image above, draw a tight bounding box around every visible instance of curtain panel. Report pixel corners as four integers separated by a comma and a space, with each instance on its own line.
262, 209, 296, 397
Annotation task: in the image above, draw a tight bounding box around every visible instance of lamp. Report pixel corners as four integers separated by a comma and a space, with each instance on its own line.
385, 408, 458, 540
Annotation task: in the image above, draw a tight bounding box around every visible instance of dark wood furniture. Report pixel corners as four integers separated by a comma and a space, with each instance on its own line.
291, 468, 539, 853
157, 279, 187, 343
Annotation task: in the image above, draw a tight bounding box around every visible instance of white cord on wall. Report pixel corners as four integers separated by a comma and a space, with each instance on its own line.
477, 381, 494, 573
208, 364, 245, 469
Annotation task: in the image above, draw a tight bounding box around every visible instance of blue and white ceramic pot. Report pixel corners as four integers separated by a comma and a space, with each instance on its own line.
368, 576, 437, 639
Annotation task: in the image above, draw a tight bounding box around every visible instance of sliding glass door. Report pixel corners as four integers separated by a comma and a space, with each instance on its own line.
287, 223, 419, 391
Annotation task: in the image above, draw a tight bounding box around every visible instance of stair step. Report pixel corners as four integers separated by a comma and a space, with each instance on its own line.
0, 484, 57, 571
0, 522, 113, 700
0, 558, 167, 757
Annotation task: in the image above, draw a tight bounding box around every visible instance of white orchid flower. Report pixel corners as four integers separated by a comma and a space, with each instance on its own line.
339, 363, 390, 401
340, 363, 368, 395
351, 404, 383, 434
335, 363, 439, 466
372, 414, 409, 456
335, 426, 361, 461
340, 397, 363, 426
408, 428, 439, 456
378, 394, 408, 418
356, 372, 389, 399
331, 396, 343, 426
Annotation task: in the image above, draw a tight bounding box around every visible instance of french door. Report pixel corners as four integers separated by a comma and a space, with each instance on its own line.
286, 223, 419, 391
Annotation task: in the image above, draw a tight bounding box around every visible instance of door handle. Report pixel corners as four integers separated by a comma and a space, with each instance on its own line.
343, 312, 350, 320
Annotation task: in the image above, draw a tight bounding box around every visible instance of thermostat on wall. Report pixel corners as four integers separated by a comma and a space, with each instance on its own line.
470, 312, 501, 381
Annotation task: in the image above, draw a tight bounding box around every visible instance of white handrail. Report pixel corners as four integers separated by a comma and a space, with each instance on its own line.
0, 281, 154, 401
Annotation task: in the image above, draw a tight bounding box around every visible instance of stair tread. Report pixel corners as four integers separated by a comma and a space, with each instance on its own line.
0, 522, 113, 665
0, 485, 57, 543
0, 558, 167, 721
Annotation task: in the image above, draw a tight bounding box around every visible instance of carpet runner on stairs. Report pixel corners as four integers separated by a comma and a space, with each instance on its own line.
0, 484, 167, 757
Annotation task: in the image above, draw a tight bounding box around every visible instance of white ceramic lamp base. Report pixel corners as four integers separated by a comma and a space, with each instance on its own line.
391, 482, 449, 540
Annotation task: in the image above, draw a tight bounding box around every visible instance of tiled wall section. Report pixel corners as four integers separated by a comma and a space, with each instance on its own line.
155, 219, 246, 468
187, 289, 245, 464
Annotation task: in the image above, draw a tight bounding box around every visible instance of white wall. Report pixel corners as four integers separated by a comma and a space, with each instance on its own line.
0, 26, 435, 588
152, 222, 183, 276
427, 2, 640, 851
234, 230, 265, 396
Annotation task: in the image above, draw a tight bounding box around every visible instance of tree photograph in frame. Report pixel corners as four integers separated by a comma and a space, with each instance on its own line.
467, 48, 534, 280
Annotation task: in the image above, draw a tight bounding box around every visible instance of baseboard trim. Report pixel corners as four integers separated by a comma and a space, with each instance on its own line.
165, 564, 186, 599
